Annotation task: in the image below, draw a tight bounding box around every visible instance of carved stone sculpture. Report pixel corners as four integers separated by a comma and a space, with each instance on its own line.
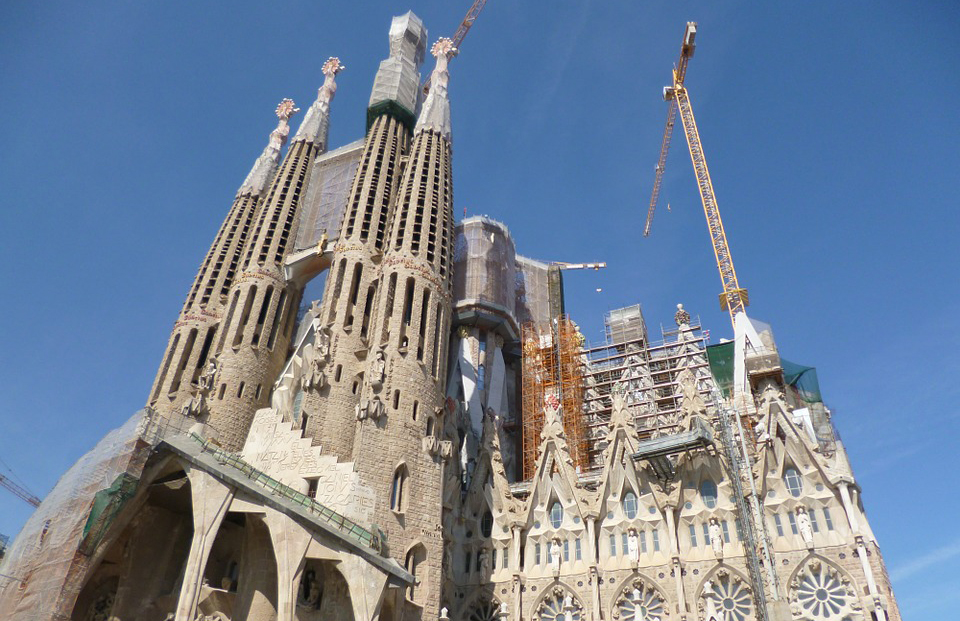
627, 529, 640, 564
709, 517, 724, 559
370, 349, 386, 387
550, 538, 562, 575
797, 505, 815, 549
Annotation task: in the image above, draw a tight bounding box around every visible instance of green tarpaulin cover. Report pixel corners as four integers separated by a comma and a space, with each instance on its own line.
706, 342, 735, 397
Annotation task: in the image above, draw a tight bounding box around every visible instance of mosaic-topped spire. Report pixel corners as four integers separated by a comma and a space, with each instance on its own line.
293, 57, 344, 147
239, 99, 299, 195
415, 37, 457, 141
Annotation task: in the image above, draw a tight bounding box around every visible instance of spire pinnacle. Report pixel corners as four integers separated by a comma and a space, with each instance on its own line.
293, 57, 344, 147
415, 38, 457, 141
240, 99, 300, 195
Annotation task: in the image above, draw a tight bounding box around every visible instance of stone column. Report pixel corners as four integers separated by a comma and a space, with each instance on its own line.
339, 555, 390, 621
837, 482, 861, 533
585, 514, 598, 564
510, 525, 522, 572
174, 467, 235, 621
264, 509, 313, 621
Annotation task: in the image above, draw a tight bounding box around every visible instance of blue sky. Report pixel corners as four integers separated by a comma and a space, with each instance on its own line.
1, 1, 958, 617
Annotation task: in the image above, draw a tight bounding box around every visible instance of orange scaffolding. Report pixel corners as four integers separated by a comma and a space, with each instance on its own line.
520, 317, 587, 479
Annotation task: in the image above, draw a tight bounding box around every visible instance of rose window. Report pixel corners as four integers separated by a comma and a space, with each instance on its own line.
704, 573, 752, 621
534, 589, 581, 621
795, 562, 859, 619
616, 584, 665, 621
469, 600, 502, 621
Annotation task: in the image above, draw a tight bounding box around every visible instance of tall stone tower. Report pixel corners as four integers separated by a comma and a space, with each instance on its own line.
205, 58, 344, 450
147, 100, 296, 423
304, 12, 427, 457
353, 37, 458, 620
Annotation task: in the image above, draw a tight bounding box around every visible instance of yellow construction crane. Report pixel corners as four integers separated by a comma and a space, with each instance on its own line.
422, 0, 489, 94
645, 22, 749, 327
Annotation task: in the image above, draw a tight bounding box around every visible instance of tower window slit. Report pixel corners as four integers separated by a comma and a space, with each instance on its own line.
237, 382, 245, 398
218, 291, 241, 352
284, 290, 300, 336
329, 259, 347, 323
152, 333, 180, 400
170, 328, 198, 393
360, 283, 376, 339
432, 303, 444, 378
233, 286, 257, 347
381, 273, 397, 343
417, 289, 430, 361
251, 286, 274, 345
345, 263, 363, 327
266, 289, 288, 349
192, 327, 217, 384
400, 278, 415, 350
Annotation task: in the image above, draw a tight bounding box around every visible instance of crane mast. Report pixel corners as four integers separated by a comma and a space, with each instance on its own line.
422, 0, 489, 94
645, 22, 749, 328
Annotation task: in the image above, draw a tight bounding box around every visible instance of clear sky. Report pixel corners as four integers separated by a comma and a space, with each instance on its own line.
1, 1, 958, 617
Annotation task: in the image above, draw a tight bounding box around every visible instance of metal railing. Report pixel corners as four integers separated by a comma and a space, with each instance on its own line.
187, 434, 383, 553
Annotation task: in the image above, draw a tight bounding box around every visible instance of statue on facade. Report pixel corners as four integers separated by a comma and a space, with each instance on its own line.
370, 349, 386, 387
709, 518, 724, 559
550, 538, 562, 575
674, 303, 691, 327
479, 548, 490, 574
627, 529, 640, 564
797, 505, 815, 549
301, 341, 327, 391
199, 356, 218, 392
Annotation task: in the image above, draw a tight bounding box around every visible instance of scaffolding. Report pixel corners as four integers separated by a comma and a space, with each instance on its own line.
582, 306, 714, 472
520, 317, 588, 479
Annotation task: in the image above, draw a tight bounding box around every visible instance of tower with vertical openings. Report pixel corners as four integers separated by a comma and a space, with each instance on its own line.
303, 12, 427, 459
206, 58, 344, 450
147, 99, 297, 426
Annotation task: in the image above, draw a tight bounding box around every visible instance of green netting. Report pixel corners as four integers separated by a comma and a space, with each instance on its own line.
706, 342, 735, 397
80, 473, 138, 554
781, 358, 823, 403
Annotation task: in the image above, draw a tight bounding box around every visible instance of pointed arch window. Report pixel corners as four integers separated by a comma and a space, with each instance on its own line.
623, 491, 638, 519
481, 510, 493, 538
784, 467, 803, 497
549, 501, 563, 529
391, 465, 408, 513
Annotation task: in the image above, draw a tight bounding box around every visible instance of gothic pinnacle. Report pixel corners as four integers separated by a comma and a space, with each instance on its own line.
239, 98, 300, 195
415, 38, 457, 141
293, 57, 345, 147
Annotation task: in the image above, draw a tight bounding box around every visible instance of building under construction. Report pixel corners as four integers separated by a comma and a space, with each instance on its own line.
0, 11, 899, 621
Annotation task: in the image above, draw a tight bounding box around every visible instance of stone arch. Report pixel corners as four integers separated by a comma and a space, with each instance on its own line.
404, 541, 428, 604
693, 565, 755, 621
530, 581, 586, 621
70, 459, 194, 621
296, 558, 354, 621
787, 554, 864, 621
606, 572, 669, 621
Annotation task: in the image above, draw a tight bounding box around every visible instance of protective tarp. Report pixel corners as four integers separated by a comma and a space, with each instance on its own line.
706, 341, 735, 398
452, 217, 517, 320
368, 12, 426, 116
781, 358, 823, 403
515, 256, 551, 327
0, 410, 151, 621
294, 140, 363, 251
79, 472, 138, 555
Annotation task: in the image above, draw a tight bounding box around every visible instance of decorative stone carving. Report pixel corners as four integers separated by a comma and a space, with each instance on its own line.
700, 572, 752, 621
709, 517, 724, 559
675, 303, 691, 327
355, 397, 384, 422
533, 588, 582, 621
199, 356, 219, 392
790, 559, 861, 620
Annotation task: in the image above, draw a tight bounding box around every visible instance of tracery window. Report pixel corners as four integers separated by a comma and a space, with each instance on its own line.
468, 600, 503, 621
534, 587, 581, 621
623, 491, 638, 519
702, 571, 753, 621
549, 501, 563, 529
791, 560, 860, 620
701, 480, 718, 508
784, 467, 803, 497
615, 580, 666, 621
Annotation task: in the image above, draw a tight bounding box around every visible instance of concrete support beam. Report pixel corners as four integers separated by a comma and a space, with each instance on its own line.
174, 467, 235, 621
264, 509, 313, 621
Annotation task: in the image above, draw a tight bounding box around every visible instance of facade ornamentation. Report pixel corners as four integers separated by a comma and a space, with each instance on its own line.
709, 517, 724, 559
612, 579, 666, 621
700, 571, 753, 621
789, 559, 861, 620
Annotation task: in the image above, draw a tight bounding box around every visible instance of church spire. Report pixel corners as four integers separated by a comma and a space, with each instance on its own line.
239, 98, 299, 196
415, 38, 457, 141
292, 57, 344, 150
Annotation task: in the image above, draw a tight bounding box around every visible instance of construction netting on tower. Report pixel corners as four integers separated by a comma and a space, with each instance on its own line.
520, 317, 588, 479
